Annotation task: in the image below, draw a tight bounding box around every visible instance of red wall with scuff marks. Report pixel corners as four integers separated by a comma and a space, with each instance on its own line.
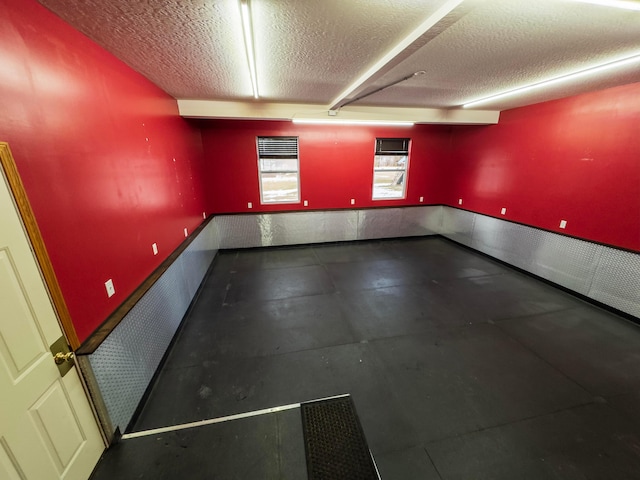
445, 82, 640, 252
0, 0, 206, 342
200, 120, 452, 213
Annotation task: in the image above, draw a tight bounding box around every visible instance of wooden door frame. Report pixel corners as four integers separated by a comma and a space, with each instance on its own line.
0, 142, 80, 349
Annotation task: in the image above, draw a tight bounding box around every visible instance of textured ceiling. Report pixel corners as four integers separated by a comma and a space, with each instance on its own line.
38, 0, 640, 114
366, 0, 640, 110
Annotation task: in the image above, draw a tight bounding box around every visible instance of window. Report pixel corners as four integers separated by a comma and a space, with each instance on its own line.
372, 138, 409, 200
257, 136, 300, 204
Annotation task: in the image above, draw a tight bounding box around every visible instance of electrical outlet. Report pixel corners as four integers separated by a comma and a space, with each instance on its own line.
248, 202, 253, 209
105, 279, 115, 298
458, 198, 463, 205
152, 243, 158, 255
202, 212, 206, 219
419, 196, 424, 203
184, 227, 188, 237
304, 200, 308, 206
560, 220, 567, 229
501, 207, 507, 215
350, 198, 355, 205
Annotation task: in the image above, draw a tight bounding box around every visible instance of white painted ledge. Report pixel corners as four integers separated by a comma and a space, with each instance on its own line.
177, 100, 500, 125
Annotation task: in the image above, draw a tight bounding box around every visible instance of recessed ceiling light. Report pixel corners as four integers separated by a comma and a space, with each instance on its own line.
463, 52, 640, 109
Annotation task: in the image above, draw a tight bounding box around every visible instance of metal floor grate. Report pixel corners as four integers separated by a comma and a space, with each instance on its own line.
301, 396, 378, 480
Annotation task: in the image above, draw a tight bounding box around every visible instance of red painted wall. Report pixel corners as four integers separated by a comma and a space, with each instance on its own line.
445, 82, 640, 252
3, 0, 638, 344
200, 120, 452, 213
0, 0, 206, 342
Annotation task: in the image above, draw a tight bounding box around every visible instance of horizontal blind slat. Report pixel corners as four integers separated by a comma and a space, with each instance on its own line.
258, 137, 298, 157
375, 138, 409, 155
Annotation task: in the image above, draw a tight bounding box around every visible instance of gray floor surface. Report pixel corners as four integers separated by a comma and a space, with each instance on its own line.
90, 237, 640, 479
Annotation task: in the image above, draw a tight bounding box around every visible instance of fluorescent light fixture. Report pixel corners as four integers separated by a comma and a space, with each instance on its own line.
240, 0, 259, 99
292, 119, 414, 126
463, 52, 640, 108
567, 0, 640, 10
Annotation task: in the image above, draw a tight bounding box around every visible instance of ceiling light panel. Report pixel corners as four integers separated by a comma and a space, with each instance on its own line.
239, 0, 259, 98
463, 51, 640, 108
350, 0, 640, 110
38, 0, 256, 99
250, 0, 454, 103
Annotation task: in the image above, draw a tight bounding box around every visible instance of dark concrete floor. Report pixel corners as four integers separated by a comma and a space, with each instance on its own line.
91, 237, 640, 479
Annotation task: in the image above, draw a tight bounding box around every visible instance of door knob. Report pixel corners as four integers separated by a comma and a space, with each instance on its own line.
50, 336, 75, 377
53, 351, 75, 365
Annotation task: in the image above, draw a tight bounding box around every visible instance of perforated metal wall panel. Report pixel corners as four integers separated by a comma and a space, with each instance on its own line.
401, 205, 442, 236
76, 355, 114, 438
356, 207, 441, 239
440, 207, 640, 319
216, 214, 264, 249
181, 221, 220, 298
357, 208, 405, 240
216, 207, 441, 249
420, 205, 444, 234
530, 233, 602, 296
83, 207, 638, 440
216, 211, 360, 248
83, 219, 219, 435
441, 207, 475, 247
269, 210, 360, 246
590, 247, 640, 318
472, 215, 541, 271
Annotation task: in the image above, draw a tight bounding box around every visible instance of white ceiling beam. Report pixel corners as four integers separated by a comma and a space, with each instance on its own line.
327, 0, 478, 111
177, 99, 500, 125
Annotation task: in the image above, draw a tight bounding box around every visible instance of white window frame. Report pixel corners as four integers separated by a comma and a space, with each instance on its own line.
372, 137, 410, 200
256, 136, 301, 205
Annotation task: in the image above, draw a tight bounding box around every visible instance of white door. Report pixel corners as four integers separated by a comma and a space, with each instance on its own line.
0, 154, 104, 479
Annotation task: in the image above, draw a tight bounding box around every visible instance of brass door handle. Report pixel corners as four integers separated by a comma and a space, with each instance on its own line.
53, 352, 75, 365
50, 336, 75, 377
